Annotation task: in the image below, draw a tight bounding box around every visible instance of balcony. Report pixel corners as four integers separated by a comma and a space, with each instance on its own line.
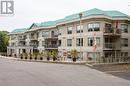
51, 35, 58, 38
104, 43, 121, 50
18, 37, 26, 41
29, 36, 38, 40
30, 45, 38, 48
7, 45, 34, 49
44, 44, 58, 49
51, 31, 58, 38
12, 43, 38, 49
103, 28, 121, 36
7, 46, 16, 49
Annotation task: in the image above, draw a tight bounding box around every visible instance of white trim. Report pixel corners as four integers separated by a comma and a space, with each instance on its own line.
57, 15, 130, 26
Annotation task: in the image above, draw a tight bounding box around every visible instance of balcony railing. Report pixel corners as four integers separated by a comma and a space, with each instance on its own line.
104, 28, 121, 36
18, 44, 26, 47
104, 43, 121, 50
44, 44, 58, 49
51, 34, 58, 38
7, 46, 16, 49
30, 45, 38, 48
18, 37, 26, 41
29, 36, 38, 40
7, 45, 34, 49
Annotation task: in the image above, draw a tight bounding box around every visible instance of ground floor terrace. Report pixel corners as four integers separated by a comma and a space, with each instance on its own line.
7, 46, 130, 63
58, 50, 130, 62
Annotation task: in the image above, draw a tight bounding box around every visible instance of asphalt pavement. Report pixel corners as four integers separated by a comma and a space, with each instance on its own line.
0, 57, 130, 86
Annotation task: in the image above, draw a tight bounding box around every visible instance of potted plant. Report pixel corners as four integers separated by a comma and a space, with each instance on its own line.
22, 53, 26, 59
34, 52, 38, 60
47, 55, 50, 61
39, 52, 43, 60
20, 54, 23, 59
14, 54, 17, 58
37, 52, 42, 60
24, 53, 27, 59
51, 50, 57, 61
71, 49, 78, 62
29, 53, 32, 60
32, 53, 35, 60
47, 51, 51, 61
40, 56, 43, 60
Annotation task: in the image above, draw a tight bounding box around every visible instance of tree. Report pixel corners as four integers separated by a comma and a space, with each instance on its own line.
0, 31, 9, 52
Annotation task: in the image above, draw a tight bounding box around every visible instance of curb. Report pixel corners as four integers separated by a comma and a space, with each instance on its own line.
0, 56, 86, 65
15, 59, 86, 65
91, 62, 130, 67
2, 56, 130, 66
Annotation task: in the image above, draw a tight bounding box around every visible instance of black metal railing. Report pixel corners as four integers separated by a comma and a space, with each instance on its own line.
29, 36, 38, 40
91, 56, 130, 63
44, 44, 58, 48
104, 43, 121, 50
104, 28, 121, 35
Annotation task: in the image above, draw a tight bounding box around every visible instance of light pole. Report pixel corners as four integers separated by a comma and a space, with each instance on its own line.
79, 13, 83, 61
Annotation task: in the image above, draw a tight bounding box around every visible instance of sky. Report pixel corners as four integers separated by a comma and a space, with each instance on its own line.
0, 0, 130, 32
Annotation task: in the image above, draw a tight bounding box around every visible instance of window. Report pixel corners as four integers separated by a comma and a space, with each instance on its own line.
58, 40, 61, 46
77, 52, 83, 60
11, 43, 15, 46
11, 36, 16, 40
23, 35, 27, 39
58, 28, 62, 35
67, 51, 71, 59
53, 30, 58, 37
42, 31, 49, 37
76, 25, 83, 33
87, 52, 101, 60
105, 23, 112, 29
67, 26, 72, 34
96, 37, 100, 47
121, 24, 128, 33
76, 38, 83, 46
88, 37, 93, 46
88, 37, 101, 47
51, 31, 58, 37
42, 41, 45, 46
121, 38, 128, 47
67, 39, 72, 46
88, 23, 100, 32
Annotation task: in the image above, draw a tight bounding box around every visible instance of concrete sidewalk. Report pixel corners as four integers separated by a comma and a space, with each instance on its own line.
0, 56, 86, 65
0, 56, 18, 60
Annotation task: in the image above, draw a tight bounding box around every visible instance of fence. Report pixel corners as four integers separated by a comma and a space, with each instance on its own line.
93, 56, 130, 63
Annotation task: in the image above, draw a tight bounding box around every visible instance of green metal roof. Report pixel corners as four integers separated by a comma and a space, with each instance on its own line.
29, 21, 56, 29
105, 11, 129, 18
29, 23, 41, 29
12, 8, 130, 32
60, 8, 105, 22
40, 21, 57, 27
84, 8, 105, 16
11, 28, 28, 33
58, 8, 130, 22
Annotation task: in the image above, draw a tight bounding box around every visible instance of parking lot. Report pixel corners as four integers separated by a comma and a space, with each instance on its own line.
92, 63, 130, 80
0, 57, 130, 86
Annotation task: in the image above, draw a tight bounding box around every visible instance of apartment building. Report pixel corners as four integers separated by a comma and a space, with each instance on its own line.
7, 22, 58, 57
7, 8, 130, 61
